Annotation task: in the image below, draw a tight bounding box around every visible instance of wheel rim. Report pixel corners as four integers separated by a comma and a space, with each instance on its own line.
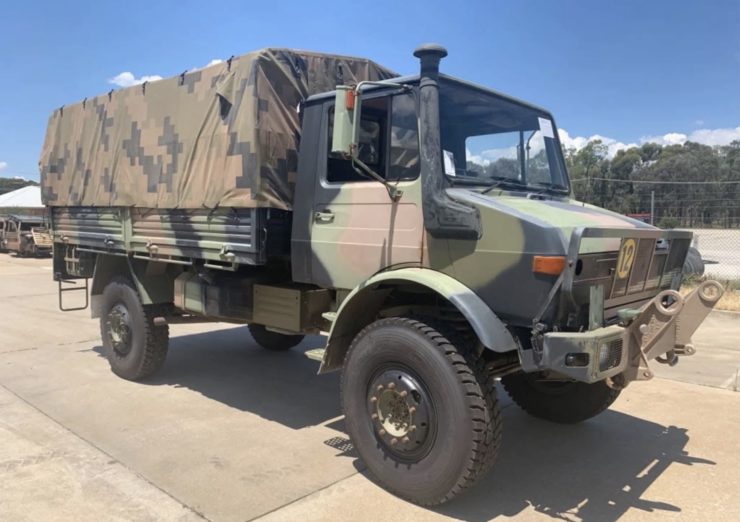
366, 367, 435, 462
107, 303, 132, 356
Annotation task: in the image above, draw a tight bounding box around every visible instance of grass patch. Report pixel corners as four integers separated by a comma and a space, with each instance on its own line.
681, 277, 740, 312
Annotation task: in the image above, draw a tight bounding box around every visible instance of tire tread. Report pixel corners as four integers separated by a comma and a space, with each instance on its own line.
342, 316, 501, 505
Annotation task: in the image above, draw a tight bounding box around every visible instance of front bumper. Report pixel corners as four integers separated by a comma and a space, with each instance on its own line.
521, 280, 724, 387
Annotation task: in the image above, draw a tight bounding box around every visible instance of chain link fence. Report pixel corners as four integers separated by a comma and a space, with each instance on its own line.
573, 178, 740, 283
685, 228, 740, 282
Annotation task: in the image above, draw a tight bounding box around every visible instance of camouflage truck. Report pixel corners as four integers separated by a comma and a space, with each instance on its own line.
41, 45, 723, 505
0, 214, 53, 256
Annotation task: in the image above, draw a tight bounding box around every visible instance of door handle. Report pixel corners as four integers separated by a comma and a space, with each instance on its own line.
314, 210, 335, 224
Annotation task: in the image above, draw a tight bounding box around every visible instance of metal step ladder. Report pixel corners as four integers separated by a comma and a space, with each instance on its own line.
58, 278, 89, 312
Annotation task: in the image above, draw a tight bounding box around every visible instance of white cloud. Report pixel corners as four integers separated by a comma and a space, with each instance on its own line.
640, 132, 687, 146
108, 72, 163, 88
0, 161, 7, 172
640, 127, 740, 147
558, 129, 637, 158
187, 58, 227, 73
109, 59, 224, 88
556, 126, 740, 158
694, 119, 705, 126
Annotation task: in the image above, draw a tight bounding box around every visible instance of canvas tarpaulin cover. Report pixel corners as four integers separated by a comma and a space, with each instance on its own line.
39, 48, 396, 209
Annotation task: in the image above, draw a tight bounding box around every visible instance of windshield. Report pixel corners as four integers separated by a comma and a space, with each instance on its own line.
439, 79, 569, 193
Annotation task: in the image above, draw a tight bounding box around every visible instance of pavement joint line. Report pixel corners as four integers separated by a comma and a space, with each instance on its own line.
57, 337, 102, 347
246, 469, 364, 522
0, 338, 101, 356
0, 380, 211, 522
655, 375, 739, 393
719, 369, 740, 392
249, 398, 516, 521
0, 347, 38, 355
3, 293, 59, 298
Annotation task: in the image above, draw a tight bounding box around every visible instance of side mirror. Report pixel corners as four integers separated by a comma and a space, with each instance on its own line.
331, 85, 357, 157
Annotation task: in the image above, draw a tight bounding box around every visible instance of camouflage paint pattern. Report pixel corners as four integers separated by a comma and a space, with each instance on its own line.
40, 48, 396, 209
309, 178, 424, 290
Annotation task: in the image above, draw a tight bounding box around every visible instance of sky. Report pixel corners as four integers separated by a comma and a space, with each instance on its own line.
0, 0, 738, 180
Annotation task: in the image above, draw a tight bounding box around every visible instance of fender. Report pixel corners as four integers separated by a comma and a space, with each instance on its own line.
320, 267, 518, 373
91, 254, 174, 317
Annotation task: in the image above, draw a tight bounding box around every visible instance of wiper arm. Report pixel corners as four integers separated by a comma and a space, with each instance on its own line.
480, 177, 527, 195
527, 181, 569, 194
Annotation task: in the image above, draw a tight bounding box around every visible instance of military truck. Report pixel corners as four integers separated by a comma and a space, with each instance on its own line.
40, 45, 723, 505
0, 214, 52, 256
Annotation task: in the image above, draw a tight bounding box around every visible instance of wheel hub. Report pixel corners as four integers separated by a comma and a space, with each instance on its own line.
107, 303, 132, 356
367, 369, 433, 460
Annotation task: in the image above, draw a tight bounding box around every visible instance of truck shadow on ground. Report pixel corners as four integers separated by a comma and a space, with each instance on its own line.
94, 324, 339, 429
430, 407, 714, 521
93, 325, 715, 521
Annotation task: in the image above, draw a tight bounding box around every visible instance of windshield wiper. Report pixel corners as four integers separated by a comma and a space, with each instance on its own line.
527, 181, 569, 195
480, 177, 528, 194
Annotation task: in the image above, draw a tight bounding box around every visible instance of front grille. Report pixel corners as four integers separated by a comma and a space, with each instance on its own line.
598, 339, 623, 372
573, 237, 691, 308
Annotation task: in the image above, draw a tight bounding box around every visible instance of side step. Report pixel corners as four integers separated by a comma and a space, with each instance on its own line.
58, 278, 89, 312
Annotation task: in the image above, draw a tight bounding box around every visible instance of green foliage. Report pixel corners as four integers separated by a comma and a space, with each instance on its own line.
0, 177, 38, 196
658, 216, 679, 229
564, 140, 740, 228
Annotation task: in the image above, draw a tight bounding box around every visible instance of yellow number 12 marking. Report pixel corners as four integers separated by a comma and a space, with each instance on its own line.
617, 239, 636, 279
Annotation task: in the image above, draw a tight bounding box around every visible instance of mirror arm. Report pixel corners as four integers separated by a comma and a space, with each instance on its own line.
351, 154, 403, 201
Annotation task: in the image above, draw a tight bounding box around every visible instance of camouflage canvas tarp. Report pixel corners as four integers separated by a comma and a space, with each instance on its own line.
39, 48, 396, 209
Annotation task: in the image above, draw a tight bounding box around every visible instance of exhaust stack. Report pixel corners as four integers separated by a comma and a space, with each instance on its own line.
413, 44, 481, 240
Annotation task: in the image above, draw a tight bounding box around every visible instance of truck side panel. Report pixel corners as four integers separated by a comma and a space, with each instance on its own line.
50, 207, 287, 266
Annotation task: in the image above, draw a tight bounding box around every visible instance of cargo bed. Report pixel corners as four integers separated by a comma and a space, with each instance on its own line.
50, 206, 290, 268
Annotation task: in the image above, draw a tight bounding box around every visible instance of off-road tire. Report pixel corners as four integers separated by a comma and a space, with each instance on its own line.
341, 317, 501, 506
100, 277, 169, 381
501, 372, 620, 424
248, 324, 304, 351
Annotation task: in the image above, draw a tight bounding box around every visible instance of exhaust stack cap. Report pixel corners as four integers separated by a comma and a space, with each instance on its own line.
413, 43, 448, 60
413, 44, 448, 78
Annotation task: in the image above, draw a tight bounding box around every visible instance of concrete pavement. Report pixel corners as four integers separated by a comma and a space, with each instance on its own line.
1, 253, 739, 521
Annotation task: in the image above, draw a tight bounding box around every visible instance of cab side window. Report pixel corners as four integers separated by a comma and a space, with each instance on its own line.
327, 92, 419, 183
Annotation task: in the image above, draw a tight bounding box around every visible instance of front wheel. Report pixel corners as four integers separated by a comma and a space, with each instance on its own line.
100, 277, 169, 381
501, 372, 621, 424
341, 317, 501, 506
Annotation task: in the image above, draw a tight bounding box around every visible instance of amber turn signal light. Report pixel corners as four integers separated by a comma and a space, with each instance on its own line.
346, 89, 356, 110
532, 255, 566, 276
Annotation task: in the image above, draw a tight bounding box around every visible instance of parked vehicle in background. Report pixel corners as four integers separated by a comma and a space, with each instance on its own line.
683, 246, 705, 276
40, 45, 724, 505
0, 214, 52, 257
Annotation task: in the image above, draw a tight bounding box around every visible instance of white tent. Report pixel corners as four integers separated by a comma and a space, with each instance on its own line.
0, 186, 43, 208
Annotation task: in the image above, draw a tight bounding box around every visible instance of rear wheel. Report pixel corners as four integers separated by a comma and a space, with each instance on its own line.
501, 372, 620, 424
100, 277, 169, 381
248, 324, 304, 351
341, 317, 501, 506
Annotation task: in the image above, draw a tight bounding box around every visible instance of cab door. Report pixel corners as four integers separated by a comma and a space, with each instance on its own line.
309, 91, 424, 290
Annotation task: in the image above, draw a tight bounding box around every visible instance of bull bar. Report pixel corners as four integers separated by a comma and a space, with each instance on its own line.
521, 227, 725, 388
